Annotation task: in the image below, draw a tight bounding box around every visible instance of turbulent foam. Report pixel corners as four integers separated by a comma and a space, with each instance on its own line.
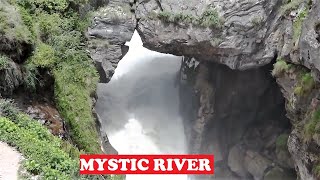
95, 31, 187, 180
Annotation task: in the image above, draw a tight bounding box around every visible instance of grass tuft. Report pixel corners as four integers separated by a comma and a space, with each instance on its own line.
272, 58, 290, 77
0, 55, 10, 70
293, 72, 315, 96
293, 7, 308, 44
280, 0, 304, 15
158, 7, 222, 28
304, 108, 320, 140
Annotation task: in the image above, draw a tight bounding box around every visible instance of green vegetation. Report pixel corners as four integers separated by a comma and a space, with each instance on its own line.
29, 43, 56, 68
271, 58, 290, 77
0, 0, 127, 179
0, 117, 78, 179
304, 107, 320, 141
22, 64, 39, 90
17, 0, 69, 13
0, 0, 34, 43
0, 55, 10, 70
198, 8, 222, 28
158, 11, 196, 25
158, 7, 223, 28
293, 72, 315, 96
280, 0, 304, 15
0, 99, 79, 179
3, 0, 102, 153
276, 134, 289, 151
293, 8, 308, 43
280, 0, 310, 44
251, 16, 263, 26
314, 164, 320, 178
0, 99, 124, 180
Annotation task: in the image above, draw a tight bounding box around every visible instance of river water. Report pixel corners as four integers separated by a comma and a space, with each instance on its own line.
95, 31, 188, 180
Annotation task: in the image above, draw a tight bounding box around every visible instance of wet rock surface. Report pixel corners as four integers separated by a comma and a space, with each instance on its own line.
86, 0, 136, 83
179, 59, 295, 179
134, 0, 281, 70
11, 89, 67, 138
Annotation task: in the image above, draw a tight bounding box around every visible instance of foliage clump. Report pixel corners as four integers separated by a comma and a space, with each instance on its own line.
271, 58, 290, 77
199, 8, 222, 28
280, 0, 304, 15
293, 72, 315, 96
314, 164, 320, 178
293, 8, 308, 44
7, 0, 102, 154
0, 0, 34, 43
0, 99, 124, 179
304, 107, 320, 141
29, 43, 56, 68
0, 55, 10, 70
158, 7, 223, 28
0, 99, 80, 179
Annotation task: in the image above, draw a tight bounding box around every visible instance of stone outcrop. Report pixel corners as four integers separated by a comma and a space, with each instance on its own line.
134, 0, 281, 70
86, 0, 136, 83
179, 58, 295, 179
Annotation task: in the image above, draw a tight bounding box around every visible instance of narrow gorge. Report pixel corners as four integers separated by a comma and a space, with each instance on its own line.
0, 0, 319, 179
88, 0, 320, 179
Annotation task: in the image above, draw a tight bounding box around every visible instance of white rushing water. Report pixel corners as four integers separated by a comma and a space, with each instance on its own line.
95, 31, 188, 180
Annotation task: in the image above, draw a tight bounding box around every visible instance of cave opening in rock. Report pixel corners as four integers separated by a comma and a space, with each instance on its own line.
180, 58, 296, 179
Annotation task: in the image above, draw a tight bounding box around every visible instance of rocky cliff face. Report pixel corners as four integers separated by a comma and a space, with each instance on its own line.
134, 0, 282, 70
179, 58, 296, 179
89, 0, 320, 179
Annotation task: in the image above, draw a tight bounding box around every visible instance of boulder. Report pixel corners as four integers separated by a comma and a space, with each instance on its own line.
244, 150, 272, 180
264, 167, 296, 180
228, 144, 248, 177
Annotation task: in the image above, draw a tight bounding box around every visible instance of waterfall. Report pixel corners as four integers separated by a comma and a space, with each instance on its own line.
95, 31, 188, 180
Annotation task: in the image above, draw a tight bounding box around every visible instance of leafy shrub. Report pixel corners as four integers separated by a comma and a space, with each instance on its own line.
293, 8, 308, 43
304, 108, 320, 140
17, 0, 69, 13
280, 0, 304, 15
294, 72, 315, 96
272, 59, 290, 77
10, 0, 102, 153
0, 117, 78, 179
0, 99, 20, 119
54, 68, 100, 153
157, 7, 222, 28
314, 164, 320, 178
251, 16, 263, 26
0, 0, 33, 43
36, 13, 64, 40
22, 64, 39, 90
0, 55, 10, 70
199, 8, 222, 28
29, 43, 56, 68
158, 11, 172, 22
